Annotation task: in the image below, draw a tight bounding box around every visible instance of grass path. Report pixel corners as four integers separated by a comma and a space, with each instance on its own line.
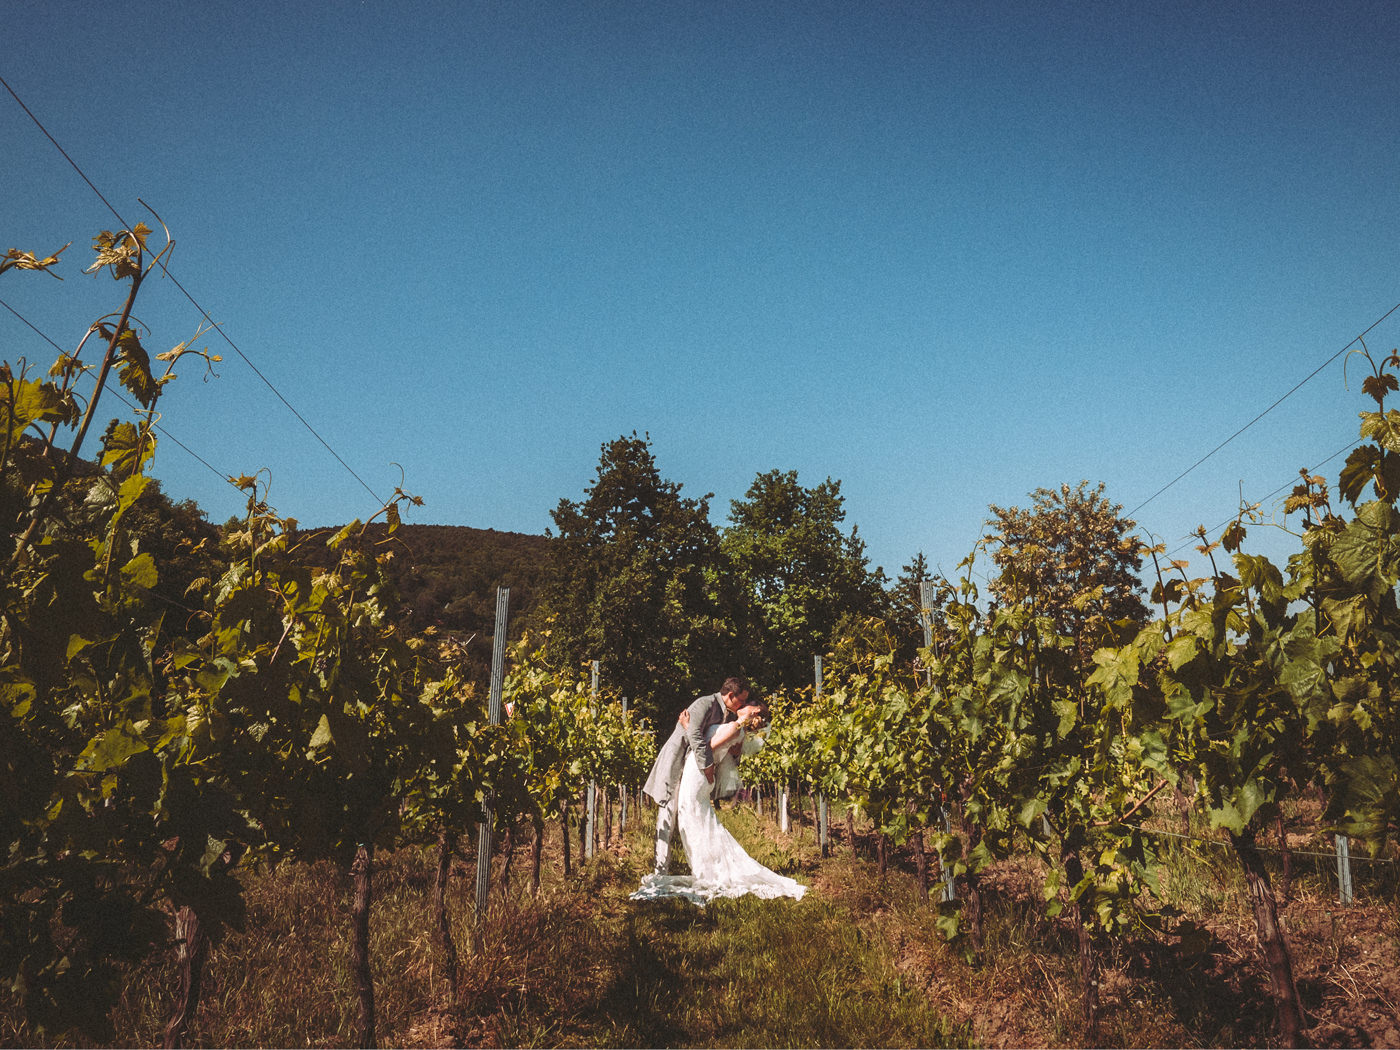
459, 810, 967, 1048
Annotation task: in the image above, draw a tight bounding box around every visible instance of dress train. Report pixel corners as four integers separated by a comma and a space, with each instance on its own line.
631, 744, 806, 905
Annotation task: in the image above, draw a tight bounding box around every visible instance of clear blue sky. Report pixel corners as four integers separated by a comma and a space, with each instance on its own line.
5, 1, 1400, 588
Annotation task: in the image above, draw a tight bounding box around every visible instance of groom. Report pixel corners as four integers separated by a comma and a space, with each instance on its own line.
642, 676, 751, 876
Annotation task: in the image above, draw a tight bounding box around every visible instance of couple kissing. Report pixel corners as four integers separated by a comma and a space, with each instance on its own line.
631, 677, 807, 905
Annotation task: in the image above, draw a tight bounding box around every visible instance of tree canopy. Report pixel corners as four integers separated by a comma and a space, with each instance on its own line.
722, 469, 886, 692
985, 480, 1148, 655
542, 433, 738, 727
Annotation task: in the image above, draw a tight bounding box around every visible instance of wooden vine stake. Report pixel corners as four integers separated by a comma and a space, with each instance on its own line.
475, 587, 510, 919
619, 697, 629, 836
1335, 834, 1354, 905
920, 581, 956, 903
586, 661, 599, 860
814, 655, 829, 857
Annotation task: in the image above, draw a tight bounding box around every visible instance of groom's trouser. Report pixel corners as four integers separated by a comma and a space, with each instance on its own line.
653, 793, 680, 874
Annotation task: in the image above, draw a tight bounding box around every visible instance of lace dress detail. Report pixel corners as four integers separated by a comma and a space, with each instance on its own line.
631, 727, 807, 905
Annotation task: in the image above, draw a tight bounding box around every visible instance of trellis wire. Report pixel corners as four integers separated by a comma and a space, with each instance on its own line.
1140, 825, 1393, 864
1143, 824, 1392, 907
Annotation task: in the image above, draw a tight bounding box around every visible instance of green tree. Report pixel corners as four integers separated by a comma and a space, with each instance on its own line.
722, 469, 885, 692
543, 433, 735, 728
888, 552, 931, 633
887, 552, 957, 671
986, 481, 1148, 658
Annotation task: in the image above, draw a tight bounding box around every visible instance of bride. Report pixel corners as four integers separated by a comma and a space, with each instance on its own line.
632, 704, 807, 904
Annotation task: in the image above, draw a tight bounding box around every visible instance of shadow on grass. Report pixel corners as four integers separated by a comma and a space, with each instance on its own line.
1109, 924, 1278, 1047
591, 899, 725, 1047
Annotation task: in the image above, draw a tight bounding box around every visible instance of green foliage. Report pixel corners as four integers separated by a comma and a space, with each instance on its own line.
498, 635, 655, 828
177, 486, 447, 867
763, 544, 1163, 957
2, 227, 547, 1043
1, 225, 234, 1040
723, 469, 887, 693
543, 433, 738, 729
1304, 347, 1400, 852
1114, 343, 1400, 864
986, 480, 1149, 659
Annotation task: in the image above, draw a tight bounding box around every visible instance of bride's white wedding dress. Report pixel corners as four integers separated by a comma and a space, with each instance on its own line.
631, 725, 807, 905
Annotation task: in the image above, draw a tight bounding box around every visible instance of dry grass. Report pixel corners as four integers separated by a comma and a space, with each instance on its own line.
813, 801, 1400, 1049
101, 856, 452, 1047
4, 797, 1397, 1048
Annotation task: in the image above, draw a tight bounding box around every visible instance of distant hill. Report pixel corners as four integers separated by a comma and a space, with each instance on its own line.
299, 522, 554, 684
384, 523, 552, 635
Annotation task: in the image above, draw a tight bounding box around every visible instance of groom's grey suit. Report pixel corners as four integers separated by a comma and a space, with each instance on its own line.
643, 691, 735, 874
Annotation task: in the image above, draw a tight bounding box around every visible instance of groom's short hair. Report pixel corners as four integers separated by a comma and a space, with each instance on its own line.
720, 676, 750, 698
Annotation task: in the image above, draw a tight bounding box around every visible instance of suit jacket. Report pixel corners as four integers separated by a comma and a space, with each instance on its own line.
642, 692, 733, 806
